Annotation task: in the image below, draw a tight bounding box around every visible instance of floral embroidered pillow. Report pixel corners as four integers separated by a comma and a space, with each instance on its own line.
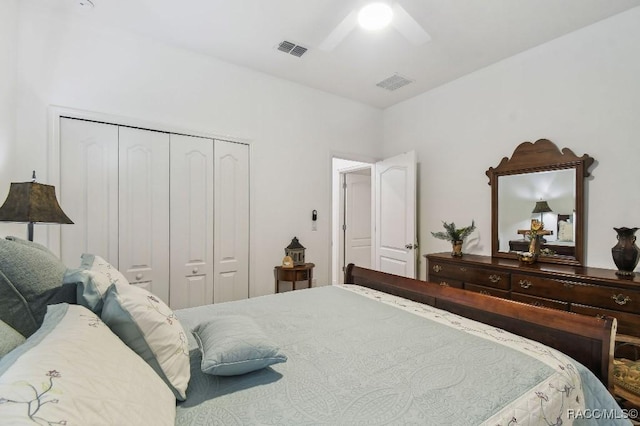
64, 254, 129, 315
0, 304, 175, 425
101, 284, 190, 400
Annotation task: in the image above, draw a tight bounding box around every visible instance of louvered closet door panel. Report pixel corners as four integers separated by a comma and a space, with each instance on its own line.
213, 140, 249, 303
60, 118, 119, 267
118, 127, 170, 303
170, 134, 214, 309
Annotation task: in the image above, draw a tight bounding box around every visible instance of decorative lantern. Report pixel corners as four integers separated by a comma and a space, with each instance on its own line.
285, 237, 306, 266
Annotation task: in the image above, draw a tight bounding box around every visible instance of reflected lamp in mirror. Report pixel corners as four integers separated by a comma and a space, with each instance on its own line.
0, 172, 73, 241
532, 200, 553, 223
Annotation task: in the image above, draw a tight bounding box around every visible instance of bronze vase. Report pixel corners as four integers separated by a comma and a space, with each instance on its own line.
611, 227, 640, 277
451, 240, 463, 257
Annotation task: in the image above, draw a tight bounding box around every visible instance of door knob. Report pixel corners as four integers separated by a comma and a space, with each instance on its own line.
135, 273, 143, 281
192, 267, 199, 274
405, 244, 414, 249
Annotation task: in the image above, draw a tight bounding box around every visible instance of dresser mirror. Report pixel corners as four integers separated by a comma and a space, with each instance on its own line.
486, 139, 594, 266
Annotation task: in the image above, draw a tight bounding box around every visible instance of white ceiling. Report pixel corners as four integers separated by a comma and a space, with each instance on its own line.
39, 0, 640, 109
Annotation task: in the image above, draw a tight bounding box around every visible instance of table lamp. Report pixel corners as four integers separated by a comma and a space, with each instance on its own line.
0, 171, 73, 241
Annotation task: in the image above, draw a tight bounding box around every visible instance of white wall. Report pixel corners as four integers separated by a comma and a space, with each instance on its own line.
3, 2, 384, 297
0, 0, 24, 238
383, 6, 640, 276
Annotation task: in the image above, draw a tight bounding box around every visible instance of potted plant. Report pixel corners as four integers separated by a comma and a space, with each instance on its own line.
431, 220, 476, 257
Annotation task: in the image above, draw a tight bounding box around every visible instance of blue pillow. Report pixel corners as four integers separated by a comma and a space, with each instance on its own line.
193, 315, 287, 376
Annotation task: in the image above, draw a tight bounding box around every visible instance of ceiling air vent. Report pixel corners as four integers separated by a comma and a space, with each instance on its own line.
277, 41, 308, 58
376, 74, 413, 91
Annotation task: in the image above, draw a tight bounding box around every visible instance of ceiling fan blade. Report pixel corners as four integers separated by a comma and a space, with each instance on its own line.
318, 9, 358, 51
391, 3, 431, 46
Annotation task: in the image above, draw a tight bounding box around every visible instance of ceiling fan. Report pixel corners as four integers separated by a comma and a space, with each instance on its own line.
318, 2, 431, 51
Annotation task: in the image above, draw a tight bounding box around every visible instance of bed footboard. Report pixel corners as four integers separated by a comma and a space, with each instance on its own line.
345, 264, 616, 390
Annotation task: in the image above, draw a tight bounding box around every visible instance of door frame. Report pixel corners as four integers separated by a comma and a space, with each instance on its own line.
47, 105, 255, 295
330, 153, 376, 285
338, 166, 373, 284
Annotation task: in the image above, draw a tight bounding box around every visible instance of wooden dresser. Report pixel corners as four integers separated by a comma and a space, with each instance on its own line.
425, 252, 640, 337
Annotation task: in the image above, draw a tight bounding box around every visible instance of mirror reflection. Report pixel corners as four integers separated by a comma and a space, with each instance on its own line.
498, 169, 576, 258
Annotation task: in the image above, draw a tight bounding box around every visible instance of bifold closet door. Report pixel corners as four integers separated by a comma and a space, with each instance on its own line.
213, 140, 249, 303
118, 127, 170, 302
169, 134, 214, 309
60, 118, 119, 268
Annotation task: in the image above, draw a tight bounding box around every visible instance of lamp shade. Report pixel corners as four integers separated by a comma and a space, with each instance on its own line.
532, 200, 553, 214
0, 182, 73, 224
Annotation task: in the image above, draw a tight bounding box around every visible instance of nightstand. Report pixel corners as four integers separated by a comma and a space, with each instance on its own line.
274, 263, 315, 293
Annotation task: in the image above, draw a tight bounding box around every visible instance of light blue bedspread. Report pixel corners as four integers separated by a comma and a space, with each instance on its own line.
175, 285, 629, 425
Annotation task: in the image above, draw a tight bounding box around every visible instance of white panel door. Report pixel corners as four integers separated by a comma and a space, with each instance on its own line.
118, 127, 170, 303
60, 118, 119, 268
213, 140, 249, 303
170, 134, 214, 309
344, 172, 372, 271
374, 151, 417, 278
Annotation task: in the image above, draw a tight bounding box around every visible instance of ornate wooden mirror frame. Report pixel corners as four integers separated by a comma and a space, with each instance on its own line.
486, 139, 594, 266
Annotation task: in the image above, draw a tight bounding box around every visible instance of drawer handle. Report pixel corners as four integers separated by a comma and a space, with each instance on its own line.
192, 267, 199, 274
460, 267, 467, 272
595, 314, 606, 320
432, 265, 442, 273
439, 281, 450, 287
135, 273, 143, 281
563, 282, 575, 289
612, 294, 631, 305
488, 274, 501, 283
530, 301, 543, 307
519, 279, 532, 289
480, 290, 490, 295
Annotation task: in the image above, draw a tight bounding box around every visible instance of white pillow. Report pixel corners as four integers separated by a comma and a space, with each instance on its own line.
63, 254, 129, 315
557, 220, 574, 242
0, 304, 176, 425
101, 284, 190, 400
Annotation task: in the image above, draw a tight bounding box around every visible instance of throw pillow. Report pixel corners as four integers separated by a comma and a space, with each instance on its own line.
193, 315, 287, 376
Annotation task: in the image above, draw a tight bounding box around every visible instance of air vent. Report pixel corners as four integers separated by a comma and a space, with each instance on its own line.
376, 74, 413, 91
277, 40, 308, 58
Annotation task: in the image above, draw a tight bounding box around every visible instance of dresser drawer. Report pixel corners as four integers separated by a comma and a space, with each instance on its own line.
511, 293, 569, 311
513, 273, 640, 313
429, 262, 509, 290
432, 278, 464, 289
428, 261, 467, 281
465, 283, 510, 299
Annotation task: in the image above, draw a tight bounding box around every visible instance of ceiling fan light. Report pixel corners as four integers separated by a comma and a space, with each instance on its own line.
358, 3, 393, 31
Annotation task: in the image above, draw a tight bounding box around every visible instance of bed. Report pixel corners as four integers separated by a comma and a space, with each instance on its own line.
0, 237, 631, 425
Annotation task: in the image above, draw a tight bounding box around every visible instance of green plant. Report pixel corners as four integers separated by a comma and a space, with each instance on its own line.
431, 220, 476, 242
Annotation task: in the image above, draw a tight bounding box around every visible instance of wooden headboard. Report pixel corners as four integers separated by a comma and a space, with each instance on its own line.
345, 264, 616, 390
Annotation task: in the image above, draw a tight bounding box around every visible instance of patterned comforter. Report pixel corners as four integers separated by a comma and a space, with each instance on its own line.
175, 285, 629, 425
